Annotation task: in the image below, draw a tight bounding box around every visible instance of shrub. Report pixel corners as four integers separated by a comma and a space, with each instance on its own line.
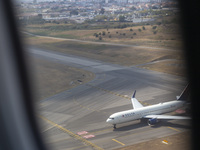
93, 33, 97, 36
157, 22, 162, 25
152, 26, 157, 30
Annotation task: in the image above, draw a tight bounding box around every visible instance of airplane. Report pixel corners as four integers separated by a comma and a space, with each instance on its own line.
106, 85, 191, 129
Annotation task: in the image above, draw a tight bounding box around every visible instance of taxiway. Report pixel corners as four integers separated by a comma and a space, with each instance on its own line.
30, 47, 190, 150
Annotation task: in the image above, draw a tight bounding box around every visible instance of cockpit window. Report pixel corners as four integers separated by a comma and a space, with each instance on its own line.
109, 118, 114, 120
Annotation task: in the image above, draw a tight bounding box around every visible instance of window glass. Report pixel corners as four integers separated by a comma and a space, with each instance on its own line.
15, 0, 190, 150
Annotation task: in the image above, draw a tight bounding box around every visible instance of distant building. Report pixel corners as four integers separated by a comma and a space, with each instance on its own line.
33, 0, 37, 3
118, 0, 128, 3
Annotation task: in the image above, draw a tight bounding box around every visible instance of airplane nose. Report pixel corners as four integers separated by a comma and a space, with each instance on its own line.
106, 118, 113, 124
106, 118, 110, 123
106, 118, 111, 123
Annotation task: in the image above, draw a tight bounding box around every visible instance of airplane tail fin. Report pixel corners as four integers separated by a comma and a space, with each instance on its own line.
131, 90, 143, 109
177, 84, 190, 101
132, 90, 136, 98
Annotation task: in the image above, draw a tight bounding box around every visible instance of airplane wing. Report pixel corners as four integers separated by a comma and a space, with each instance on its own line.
143, 114, 191, 120
131, 90, 143, 109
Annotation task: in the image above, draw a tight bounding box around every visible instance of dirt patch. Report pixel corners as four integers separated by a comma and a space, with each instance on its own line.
114, 131, 191, 150
140, 60, 187, 76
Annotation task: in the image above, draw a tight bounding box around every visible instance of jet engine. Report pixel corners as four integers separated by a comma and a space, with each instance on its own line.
147, 118, 159, 126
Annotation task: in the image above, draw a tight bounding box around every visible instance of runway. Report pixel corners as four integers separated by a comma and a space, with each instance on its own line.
30, 47, 190, 150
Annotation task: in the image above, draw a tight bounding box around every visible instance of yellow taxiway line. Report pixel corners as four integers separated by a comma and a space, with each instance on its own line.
112, 139, 125, 146
167, 126, 180, 132
39, 115, 104, 150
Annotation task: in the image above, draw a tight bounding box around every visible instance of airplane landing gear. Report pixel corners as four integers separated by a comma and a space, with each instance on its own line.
113, 124, 116, 129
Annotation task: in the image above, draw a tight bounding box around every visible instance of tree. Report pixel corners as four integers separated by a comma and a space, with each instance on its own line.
70, 10, 78, 16
130, 28, 133, 31
138, 28, 142, 32
38, 14, 42, 19
102, 31, 106, 36
119, 15, 125, 22
28, 14, 45, 24
121, 24, 127, 28
142, 26, 146, 30
130, 6, 137, 11
93, 33, 98, 37
100, 8, 105, 14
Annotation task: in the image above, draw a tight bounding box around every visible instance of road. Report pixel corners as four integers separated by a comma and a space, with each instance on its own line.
30, 47, 190, 150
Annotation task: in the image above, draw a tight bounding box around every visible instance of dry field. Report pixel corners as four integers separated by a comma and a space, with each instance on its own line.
26, 23, 183, 50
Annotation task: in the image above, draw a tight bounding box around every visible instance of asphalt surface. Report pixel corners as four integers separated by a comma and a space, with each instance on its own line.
30, 47, 190, 150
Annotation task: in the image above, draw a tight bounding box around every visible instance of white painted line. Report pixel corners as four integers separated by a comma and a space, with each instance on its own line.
83, 135, 95, 139
77, 131, 88, 135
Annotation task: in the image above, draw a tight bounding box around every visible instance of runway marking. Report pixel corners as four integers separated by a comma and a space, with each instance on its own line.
162, 140, 169, 144
117, 125, 182, 141
167, 126, 180, 132
83, 135, 95, 139
39, 115, 104, 150
112, 139, 125, 146
77, 131, 88, 135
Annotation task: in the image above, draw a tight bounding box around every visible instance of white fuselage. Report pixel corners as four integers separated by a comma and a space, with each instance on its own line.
106, 100, 185, 125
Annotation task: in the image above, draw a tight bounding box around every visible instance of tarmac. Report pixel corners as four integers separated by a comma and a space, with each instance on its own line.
30, 47, 190, 150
